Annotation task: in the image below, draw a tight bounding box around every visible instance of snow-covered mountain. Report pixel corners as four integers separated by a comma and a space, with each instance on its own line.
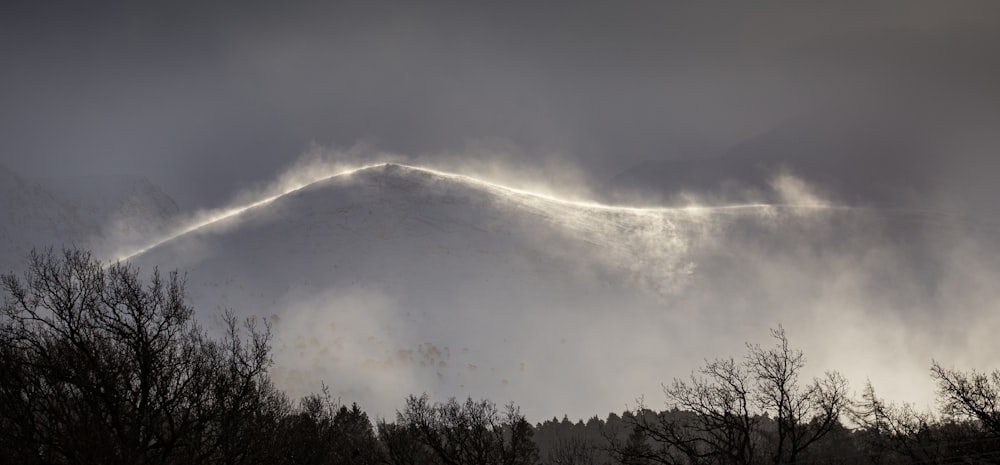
126, 163, 1000, 420
0, 163, 179, 272
130, 163, 700, 415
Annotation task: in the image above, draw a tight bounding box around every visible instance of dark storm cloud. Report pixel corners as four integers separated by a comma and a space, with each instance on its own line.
2, 1, 999, 207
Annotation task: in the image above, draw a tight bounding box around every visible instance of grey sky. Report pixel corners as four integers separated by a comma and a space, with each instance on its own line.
2, 1, 999, 208
4, 1, 1000, 420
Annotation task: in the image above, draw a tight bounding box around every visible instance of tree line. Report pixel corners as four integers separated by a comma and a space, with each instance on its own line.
2, 249, 999, 464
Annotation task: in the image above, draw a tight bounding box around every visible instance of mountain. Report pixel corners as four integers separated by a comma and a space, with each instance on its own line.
130, 163, 698, 417
0, 163, 180, 272
127, 163, 1000, 420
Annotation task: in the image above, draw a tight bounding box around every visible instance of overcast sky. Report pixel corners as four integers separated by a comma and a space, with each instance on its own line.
2, 1, 999, 208
5, 1, 1000, 421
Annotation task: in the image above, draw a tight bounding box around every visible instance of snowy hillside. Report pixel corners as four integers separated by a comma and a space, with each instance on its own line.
127, 163, 1000, 420
131, 163, 697, 415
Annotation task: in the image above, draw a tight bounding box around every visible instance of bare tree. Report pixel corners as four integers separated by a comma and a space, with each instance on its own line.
0, 248, 282, 465
931, 360, 1000, 435
388, 394, 539, 465
747, 327, 848, 464
855, 379, 1000, 464
265, 385, 382, 465
611, 327, 849, 465
196, 312, 285, 465
378, 420, 440, 465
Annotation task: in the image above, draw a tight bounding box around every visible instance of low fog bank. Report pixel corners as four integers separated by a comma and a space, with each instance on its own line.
123, 152, 1000, 421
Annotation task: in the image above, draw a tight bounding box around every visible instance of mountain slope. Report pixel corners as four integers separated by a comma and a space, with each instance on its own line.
128, 163, 735, 416
128, 163, 1000, 420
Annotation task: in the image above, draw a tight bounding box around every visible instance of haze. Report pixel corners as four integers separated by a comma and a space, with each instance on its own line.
2, 1, 1000, 421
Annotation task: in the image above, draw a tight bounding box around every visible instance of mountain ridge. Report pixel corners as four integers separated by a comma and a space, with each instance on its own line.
121, 159, 1000, 421
122, 161, 845, 262
5, 160, 995, 421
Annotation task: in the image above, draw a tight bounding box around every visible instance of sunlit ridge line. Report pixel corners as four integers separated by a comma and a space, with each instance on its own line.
118, 162, 842, 262
117, 163, 385, 261
384, 163, 841, 213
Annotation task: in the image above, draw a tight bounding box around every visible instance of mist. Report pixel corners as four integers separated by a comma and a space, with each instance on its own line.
3, 1, 1000, 423
112, 148, 1000, 422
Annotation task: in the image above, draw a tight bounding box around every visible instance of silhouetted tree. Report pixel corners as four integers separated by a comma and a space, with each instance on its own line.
378, 421, 439, 465
0, 248, 282, 465
389, 394, 539, 465
267, 385, 381, 465
547, 436, 600, 465
931, 360, 1000, 435
197, 312, 287, 465
535, 414, 613, 465
330, 402, 382, 464
612, 327, 849, 465
857, 368, 1000, 464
